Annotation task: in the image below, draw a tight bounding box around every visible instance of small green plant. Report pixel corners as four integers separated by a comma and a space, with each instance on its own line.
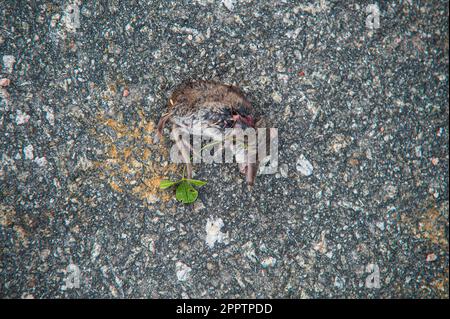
159, 138, 245, 204
160, 135, 250, 204
159, 139, 220, 204
159, 177, 206, 204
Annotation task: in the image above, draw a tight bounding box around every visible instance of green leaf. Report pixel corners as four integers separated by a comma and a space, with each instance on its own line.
159, 180, 178, 189
185, 179, 207, 187
176, 180, 198, 204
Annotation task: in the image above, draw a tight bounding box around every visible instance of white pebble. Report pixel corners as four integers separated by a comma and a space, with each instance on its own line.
176, 262, 192, 281
261, 257, 277, 268
205, 217, 228, 249
271, 91, 282, 103
296, 154, 313, 176
24, 144, 34, 160
16, 110, 30, 125
91, 242, 101, 262
63, 3, 80, 33
2, 55, 16, 74
279, 163, 288, 178
375, 221, 385, 231
222, 0, 236, 11
34, 157, 47, 167
45, 107, 55, 126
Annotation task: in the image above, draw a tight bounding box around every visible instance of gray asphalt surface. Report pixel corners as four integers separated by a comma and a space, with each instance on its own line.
1, 0, 448, 298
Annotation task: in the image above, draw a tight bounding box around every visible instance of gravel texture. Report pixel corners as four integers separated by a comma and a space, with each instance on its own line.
1, 0, 448, 298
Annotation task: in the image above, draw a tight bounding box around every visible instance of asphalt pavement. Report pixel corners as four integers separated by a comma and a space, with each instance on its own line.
0, 0, 448, 298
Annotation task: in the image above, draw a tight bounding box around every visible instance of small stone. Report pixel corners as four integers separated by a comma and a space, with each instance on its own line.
122, 89, 130, 97
415, 146, 422, 157
279, 163, 288, 178
2, 55, 16, 73
431, 157, 439, 166
109, 285, 118, 297
426, 253, 437, 262
125, 23, 134, 32
34, 157, 47, 167
145, 194, 159, 204
16, 110, 30, 125
330, 134, 352, 153
384, 184, 398, 199
296, 154, 313, 176
175, 261, 191, 281
40, 249, 51, 260
0, 78, 10, 86
91, 242, 101, 262
365, 148, 373, 160
261, 257, 277, 268
222, 0, 235, 11
242, 241, 257, 263
24, 144, 34, 160
43, 106, 55, 126
76, 155, 93, 171
334, 276, 345, 289
63, 3, 80, 33
272, 91, 282, 103
313, 231, 327, 254
194, 200, 205, 212
375, 221, 385, 231
283, 105, 291, 119
205, 217, 228, 248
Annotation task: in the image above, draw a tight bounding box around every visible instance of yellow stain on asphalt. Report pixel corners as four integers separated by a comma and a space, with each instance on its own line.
93, 110, 177, 206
